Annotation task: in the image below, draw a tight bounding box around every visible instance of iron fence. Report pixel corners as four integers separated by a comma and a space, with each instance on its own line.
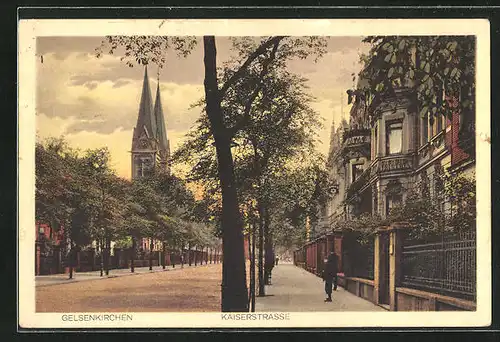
401, 230, 476, 301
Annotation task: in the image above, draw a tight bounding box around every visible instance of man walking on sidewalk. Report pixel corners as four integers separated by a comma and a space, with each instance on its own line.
322, 252, 338, 302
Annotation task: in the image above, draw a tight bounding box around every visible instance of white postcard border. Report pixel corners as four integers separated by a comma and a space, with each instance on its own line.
18, 18, 491, 329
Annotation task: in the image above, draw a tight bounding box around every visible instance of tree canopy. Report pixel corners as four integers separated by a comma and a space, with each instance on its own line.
354, 36, 475, 127
35, 137, 219, 256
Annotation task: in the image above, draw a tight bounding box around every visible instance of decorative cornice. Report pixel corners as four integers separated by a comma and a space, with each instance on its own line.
369, 87, 416, 123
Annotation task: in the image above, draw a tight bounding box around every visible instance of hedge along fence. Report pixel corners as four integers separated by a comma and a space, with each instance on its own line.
342, 232, 375, 280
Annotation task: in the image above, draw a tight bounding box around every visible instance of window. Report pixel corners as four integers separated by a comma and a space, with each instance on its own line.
136, 156, 153, 178
386, 121, 403, 155
136, 160, 144, 178
371, 127, 375, 158
352, 163, 364, 183
436, 114, 443, 133
386, 195, 402, 216
428, 113, 445, 140
421, 114, 428, 145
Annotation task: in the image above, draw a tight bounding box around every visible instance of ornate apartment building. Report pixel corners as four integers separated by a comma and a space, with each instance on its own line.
320, 86, 475, 232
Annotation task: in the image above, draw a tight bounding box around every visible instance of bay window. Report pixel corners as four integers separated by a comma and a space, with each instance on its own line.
386, 120, 403, 155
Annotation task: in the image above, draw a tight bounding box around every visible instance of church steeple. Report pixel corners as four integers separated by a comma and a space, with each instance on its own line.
132, 66, 156, 146
153, 70, 170, 172
131, 66, 158, 180
153, 73, 169, 154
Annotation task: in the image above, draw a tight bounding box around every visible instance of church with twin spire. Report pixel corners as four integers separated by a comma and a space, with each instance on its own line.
131, 66, 170, 180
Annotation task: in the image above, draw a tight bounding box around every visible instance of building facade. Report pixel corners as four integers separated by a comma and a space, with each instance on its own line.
322, 86, 475, 230
296, 84, 476, 309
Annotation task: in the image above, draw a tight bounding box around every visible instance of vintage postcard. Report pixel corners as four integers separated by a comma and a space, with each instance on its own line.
18, 18, 491, 329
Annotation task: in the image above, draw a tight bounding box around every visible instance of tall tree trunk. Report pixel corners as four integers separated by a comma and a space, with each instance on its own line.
181, 245, 185, 268
263, 207, 272, 285
257, 202, 265, 296
100, 239, 104, 277
204, 36, 248, 312
105, 235, 110, 276
251, 222, 256, 312
194, 246, 198, 266
68, 238, 74, 280
149, 238, 153, 271
188, 243, 192, 266
130, 236, 136, 273
162, 242, 166, 269
97, 239, 104, 277
247, 225, 252, 311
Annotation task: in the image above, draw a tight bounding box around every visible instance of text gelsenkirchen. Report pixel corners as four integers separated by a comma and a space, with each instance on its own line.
61, 314, 133, 322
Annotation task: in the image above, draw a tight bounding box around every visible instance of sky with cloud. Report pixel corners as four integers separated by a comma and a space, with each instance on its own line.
36, 36, 370, 180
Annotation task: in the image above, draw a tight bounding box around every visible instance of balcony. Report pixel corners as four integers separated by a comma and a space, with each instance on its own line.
369, 154, 415, 177
345, 154, 415, 202
340, 128, 371, 161
418, 130, 448, 164
342, 128, 371, 145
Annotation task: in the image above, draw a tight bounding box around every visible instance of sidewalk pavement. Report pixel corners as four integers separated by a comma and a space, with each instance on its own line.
35, 262, 218, 287
255, 263, 386, 312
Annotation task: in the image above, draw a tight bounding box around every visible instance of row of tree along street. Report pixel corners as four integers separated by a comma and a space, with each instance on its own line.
96, 36, 338, 311
36, 138, 220, 279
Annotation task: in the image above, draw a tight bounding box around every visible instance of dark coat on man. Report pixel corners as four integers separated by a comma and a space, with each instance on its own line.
323, 252, 339, 298
322, 253, 338, 281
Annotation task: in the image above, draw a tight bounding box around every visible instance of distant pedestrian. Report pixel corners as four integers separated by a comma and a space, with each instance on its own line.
275, 257, 279, 266
322, 252, 338, 302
